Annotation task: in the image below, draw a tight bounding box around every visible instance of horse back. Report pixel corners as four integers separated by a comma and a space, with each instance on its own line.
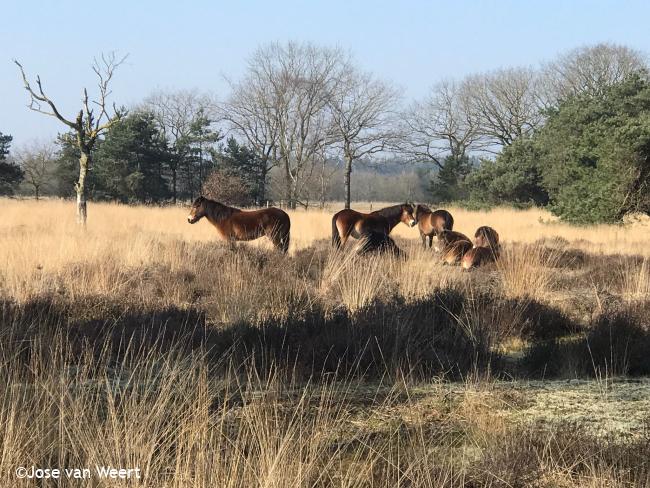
334, 209, 389, 235
333, 208, 365, 226
438, 230, 471, 247
431, 209, 454, 232
229, 207, 290, 238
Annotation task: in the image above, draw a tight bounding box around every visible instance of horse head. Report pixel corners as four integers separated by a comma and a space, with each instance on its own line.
474, 226, 500, 251
412, 203, 430, 223
187, 196, 208, 224
401, 202, 417, 227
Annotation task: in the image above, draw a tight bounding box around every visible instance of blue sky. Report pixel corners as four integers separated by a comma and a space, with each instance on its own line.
2, 0, 650, 147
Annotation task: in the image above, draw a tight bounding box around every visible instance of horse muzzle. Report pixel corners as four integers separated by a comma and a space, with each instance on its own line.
187, 216, 197, 224
409, 220, 417, 227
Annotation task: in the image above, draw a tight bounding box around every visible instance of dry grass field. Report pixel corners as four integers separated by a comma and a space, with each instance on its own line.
2, 198, 650, 487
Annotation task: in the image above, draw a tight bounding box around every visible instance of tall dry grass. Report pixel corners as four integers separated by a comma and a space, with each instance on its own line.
2, 198, 650, 486
2, 198, 649, 307
1, 327, 648, 487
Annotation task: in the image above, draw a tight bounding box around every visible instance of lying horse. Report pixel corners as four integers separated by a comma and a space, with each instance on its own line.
461, 226, 501, 269
461, 247, 497, 269
443, 240, 473, 265
437, 230, 473, 264
331, 204, 416, 249
187, 196, 290, 253
413, 205, 454, 248
474, 226, 500, 252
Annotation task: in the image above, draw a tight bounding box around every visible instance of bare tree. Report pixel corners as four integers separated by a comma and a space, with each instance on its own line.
15, 53, 127, 224
233, 41, 348, 208
542, 42, 648, 103
302, 144, 341, 208
143, 90, 218, 202
329, 70, 399, 208
401, 80, 482, 167
15, 141, 57, 199
462, 67, 542, 149
220, 72, 280, 204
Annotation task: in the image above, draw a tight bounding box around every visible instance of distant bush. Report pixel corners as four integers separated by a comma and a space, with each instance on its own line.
202, 168, 256, 207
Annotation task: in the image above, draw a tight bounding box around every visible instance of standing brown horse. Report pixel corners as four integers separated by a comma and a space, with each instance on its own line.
187, 196, 291, 253
413, 205, 454, 248
331, 203, 416, 249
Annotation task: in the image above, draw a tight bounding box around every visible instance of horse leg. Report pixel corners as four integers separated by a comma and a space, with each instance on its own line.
265, 222, 290, 253
273, 227, 290, 253
278, 228, 290, 253
337, 221, 351, 248
420, 231, 427, 248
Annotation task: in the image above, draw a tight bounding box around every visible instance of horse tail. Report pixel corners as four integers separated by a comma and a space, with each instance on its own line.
280, 231, 290, 253
445, 211, 454, 231
331, 213, 341, 249
280, 215, 290, 253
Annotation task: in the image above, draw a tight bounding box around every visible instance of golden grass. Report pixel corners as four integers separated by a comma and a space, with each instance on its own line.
619, 257, 650, 302
2, 198, 650, 486
497, 243, 564, 299
0, 199, 650, 312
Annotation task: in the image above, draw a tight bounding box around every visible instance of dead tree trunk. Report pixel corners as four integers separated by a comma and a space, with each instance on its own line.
15, 54, 126, 225
344, 151, 353, 209
75, 150, 90, 225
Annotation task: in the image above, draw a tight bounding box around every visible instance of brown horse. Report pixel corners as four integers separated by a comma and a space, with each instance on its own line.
331, 204, 416, 249
413, 205, 454, 248
442, 240, 473, 265
474, 226, 500, 252
435, 230, 472, 264
187, 196, 290, 253
436, 230, 471, 250
461, 226, 501, 269
461, 247, 497, 269
356, 231, 405, 258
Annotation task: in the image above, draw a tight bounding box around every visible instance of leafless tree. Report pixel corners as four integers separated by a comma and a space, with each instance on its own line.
400, 80, 482, 167
328, 70, 400, 208
220, 72, 281, 204
461, 67, 542, 149
303, 145, 341, 208
15, 53, 127, 224
15, 141, 57, 199
542, 42, 648, 104
229, 41, 348, 208
143, 89, 218, 202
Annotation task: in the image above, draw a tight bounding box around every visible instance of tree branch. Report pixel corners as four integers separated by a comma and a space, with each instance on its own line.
14, 60, 78, 129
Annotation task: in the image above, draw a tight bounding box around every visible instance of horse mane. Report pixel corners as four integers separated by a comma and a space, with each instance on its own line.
203, 198, 240, 221
371, 204, 407, 220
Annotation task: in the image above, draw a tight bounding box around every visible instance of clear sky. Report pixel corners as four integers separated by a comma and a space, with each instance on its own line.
2, 0, 650, 147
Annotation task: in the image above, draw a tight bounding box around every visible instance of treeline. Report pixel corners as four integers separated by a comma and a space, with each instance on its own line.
0, 122, 430, 206
3, 42, 650, 223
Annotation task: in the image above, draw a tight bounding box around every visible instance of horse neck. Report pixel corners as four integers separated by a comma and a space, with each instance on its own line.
205, 201, 237, 223
376, 206, 404, 231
